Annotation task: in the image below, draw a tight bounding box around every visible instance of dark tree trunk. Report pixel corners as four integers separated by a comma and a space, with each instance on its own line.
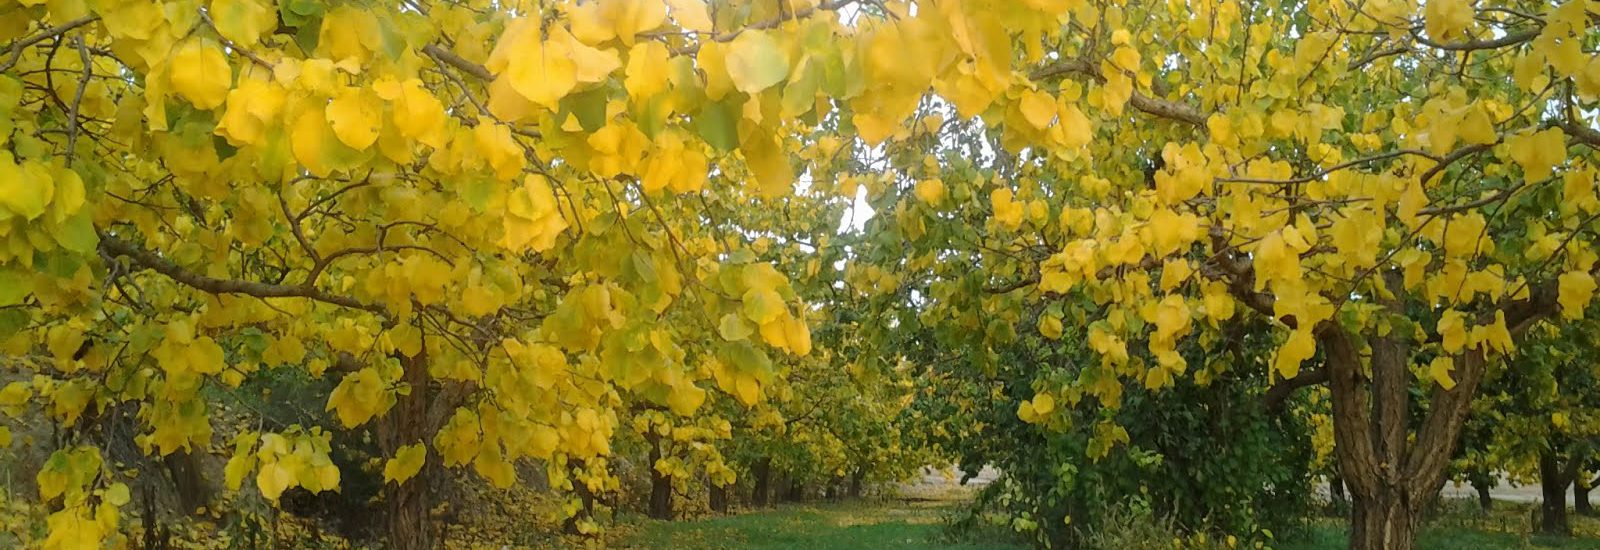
1468, 469, 1494, 513
1475, 481, 1493, 513
1539, 452, 1571, 536
1577, 478, 1594, 517
562, 460, 598, 535
848, 468, 864, 499
647, 432, 672, 520
709, 483, 729, 513
162, 450, 212, 515
751, 458, 772, 508
1329, 473, 1348, 511
377, 344, 434, 550
786, 478, 805, 502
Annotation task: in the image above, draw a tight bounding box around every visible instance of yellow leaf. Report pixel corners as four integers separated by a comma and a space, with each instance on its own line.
724, 31, 790, 95
625, 42, 672, 100
383, 443, 427, 485
991, 188, 1024, 229
290, 108, 339, 177
379, 78, 447, 148
215, 77, 285, 146
0, 152, 53, 221
733, 373, 760, 407
914, 179, 946, 206
1039, 314, 1064, 340
666, 0, 712, 32
209, 0, 276, 48
1428, 356, 1456, 390
256, 461, 294, 501
1424, 0, 1473, 42
1019, 89, 1056, 129
501, 175, 570, 252
742, 131, 794, 197
168, 40, 232, 110
1558, 270, 1597, 319
1438, 309, 1467, 354
326, 87, 382, 150
1506, 128, 1566, 178
1032, 392, 1056, 416
1273, 329, 1315, 379
666, 382, 706, 416
1458, 103, 1496, 144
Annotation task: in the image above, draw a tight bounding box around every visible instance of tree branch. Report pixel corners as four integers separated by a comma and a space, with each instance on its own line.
99, 233, 385, 315
0, 15, 98, 73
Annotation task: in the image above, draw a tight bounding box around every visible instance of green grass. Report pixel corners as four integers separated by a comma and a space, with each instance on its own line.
1279, 501, 1600, 550
1278, 524, 1600, 550
615, 501, 1024, 550
615, 498, 1600, 549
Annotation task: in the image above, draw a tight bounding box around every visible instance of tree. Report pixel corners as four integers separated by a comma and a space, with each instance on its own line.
819, 1, 1600, 549
1, 1, 825, 546
1461, 318, 1600, 536
4, 1, 1598, 549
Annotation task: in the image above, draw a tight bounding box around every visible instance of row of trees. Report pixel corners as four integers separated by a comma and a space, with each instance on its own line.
2, 0, 1599, 549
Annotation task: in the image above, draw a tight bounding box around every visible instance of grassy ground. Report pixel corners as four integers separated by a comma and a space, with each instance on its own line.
615, 497, 1600, 549
615, 500, 1023, 550
1279, 500, 1600, 550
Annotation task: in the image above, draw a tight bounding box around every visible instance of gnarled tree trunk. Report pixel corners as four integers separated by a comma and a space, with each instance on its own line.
1321, 323, 1488, 550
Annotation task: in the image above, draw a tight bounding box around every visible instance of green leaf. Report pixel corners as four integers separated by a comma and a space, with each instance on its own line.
695, 97, 742, 152
51, 210, 98, 254
560, 87, 610, 132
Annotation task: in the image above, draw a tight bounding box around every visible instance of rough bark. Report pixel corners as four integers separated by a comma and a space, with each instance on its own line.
1349, 492, 1419, 550
377, 348, 433, 550
848, 468, 864, 499
1322, 323, 1487, 550
647, 432, 673, 520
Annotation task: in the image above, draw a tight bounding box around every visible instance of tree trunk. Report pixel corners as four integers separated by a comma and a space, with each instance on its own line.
1321, 325, 1486, 550
848, 468, 864, 499
377, 344, 434, 550
1468, 469, 1493, 513
162, 450, 213, 515
1539, 452, 1571, 536
562, 460, 598, 535
647, 432, 672, 520
751, 458, 772, 508
1329, 473, 1348, 511
709, 483, 729, 513
1577, 478, 1594, 517
1348, 492, 1419, 550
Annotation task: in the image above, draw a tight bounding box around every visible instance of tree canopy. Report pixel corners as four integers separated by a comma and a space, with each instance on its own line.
0, 0, 1598, 549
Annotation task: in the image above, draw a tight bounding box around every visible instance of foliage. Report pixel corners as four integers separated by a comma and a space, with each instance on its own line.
1, 0, 1599, 547
935, 326, 1315, 546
